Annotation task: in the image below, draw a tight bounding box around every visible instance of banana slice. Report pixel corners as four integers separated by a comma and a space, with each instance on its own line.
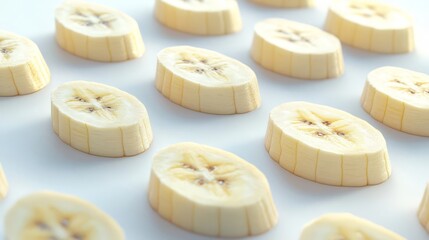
4, 191, 125, 240
154, 0, 242, 35
300, 213, 405, 240
148, 142, 278, 237
418, 183, 429, 233
0, 31, 50, 96
0, 164, 9, 199
251, 0, 313, 8
55, 0, 145, 62
361, 66, 429, 137
51, 81, 153, 157
156, 46, 261, 114
265, 101, 391, 186
251, 18, 344, 79
324, 0, 414, 53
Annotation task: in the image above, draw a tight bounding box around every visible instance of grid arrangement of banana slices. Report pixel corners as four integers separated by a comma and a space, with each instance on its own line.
0, 0, 428, 239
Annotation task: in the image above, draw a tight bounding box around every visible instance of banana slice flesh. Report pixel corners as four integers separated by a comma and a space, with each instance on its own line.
418, 183, 429, 233
156, 46, 261, 114
55, 0, 145, 62
0, 163, 9, 199
265, 101, 391, 186
251, 18, 344, 79
251, 0, 313, 8
154, 0, 242, 35
361, 66, 429, 137
324, 0, 414, 53
51, 81, 153, 157
5, 191, 125, 240
300, 213, 405, 240
0, 31, 50, 96
148, 142, 278, 237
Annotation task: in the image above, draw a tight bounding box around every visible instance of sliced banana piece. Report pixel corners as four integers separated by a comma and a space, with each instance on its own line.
300, 213, 405, 240
55, 0, 145, 62
251, 0, 313, 8
325, 0, 414, 53
0, 164, 9, 199
361, 66, 429, 137
154, 0, 242, 35
251, 18, 344, 79
4, 191, 125, 240
0, 31, 50, 96
418, 183, 429, 233
156, 46, 261, 114
51, 81, 153, 157
265, 101, 391, 186
148, 142, 278, 237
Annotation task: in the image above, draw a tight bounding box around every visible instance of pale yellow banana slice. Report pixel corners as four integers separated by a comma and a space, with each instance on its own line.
0, 31, 50, 96
154, 0, 242, 35
300, 213, 405, 240
265, 101, 391, 186
156, 46, 261, 114
251, 0, 313, 8
51, 81, 153, 157
55, 0, 145, 62
4, 191, 125, 240
251, 18, 344, 79
0, 164, 9, 199
325, 0, 414, 53
148, 142, 278, 237
418, 183, 429, 233
362, 67, 429, 137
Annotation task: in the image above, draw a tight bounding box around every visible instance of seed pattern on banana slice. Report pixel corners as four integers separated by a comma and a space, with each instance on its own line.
148, 142, 278, 237
300, 213, 405, 240
0, 164, 9, 199
251, 18, 344, 79
324, 0, 414, 53
250, 0, 313, 8
154, 0, 242, 35
156, 46, 261, 114
55, 0, 145, 62
361, 66, 429, 137
0, 31, 50, 96
51, 81, 153, 157
418, 183, 429, 233
5, 191, 125, 240
265, 102, 390, 186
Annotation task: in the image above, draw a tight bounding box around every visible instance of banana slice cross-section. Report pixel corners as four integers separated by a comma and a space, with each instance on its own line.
0, 164, 9, 199
156, 46, 261, 114
148, 142, 278, 237
0, 31, 50, 96
51, 81, 153, 157
251, 18, 344, 79
418, 183, 429, 233
300, 213, 405, 240
361, 66, 429, 137
265, 102, 391, 186
55, 0, 145, 62
4, 191, 125, 240
250, 0, 313, 8
325, 0, 414, 53
154, 0, 242, 35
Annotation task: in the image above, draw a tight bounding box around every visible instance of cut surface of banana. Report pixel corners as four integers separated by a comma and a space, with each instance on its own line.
324, 0, 414, 53
0, 31, 50, 96
251, 18, 344, 79
418, 183, 429, 233
0, 164, 9, 199
55, 0, 145, 62
300, 213, 405, 240
361, 66, 429, 137
51, 81, 153, 157
156, 46, 261, 114
154, 0, 242, 35
148, 142, 278, 237
265, 101, 391, 186
251, 0, 313, 8
4, 191, 125, 240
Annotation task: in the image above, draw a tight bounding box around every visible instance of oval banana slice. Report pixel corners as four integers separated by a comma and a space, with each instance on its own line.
154, 0, 242, 35
5, 191, 125, 240
324, 0, 414, 53
148, 142, 278, 237
251, 18, 344, 79
156, 46, 261, 114
361, 66, 429, 137
418, 183, 429, 233
55, 0, 145, 62
51, 81, 153, 157
251, 0, 313, 8
300, 213, 405, 240
265, 101, 391, 186
0, 31, 50, 96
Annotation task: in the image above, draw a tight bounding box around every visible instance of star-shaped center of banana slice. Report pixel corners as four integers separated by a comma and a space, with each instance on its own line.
350, 3, 387, 19
66, 88, 117, 120
0, 39, 17, 61
275, 28, 315, 46
176, 53, 229, 82
388, 78, 429, 96
70, 10, 116, 29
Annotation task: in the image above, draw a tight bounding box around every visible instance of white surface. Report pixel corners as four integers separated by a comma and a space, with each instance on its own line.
0, 0, 428, 239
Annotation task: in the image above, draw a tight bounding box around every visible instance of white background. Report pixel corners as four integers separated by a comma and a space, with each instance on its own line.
1, 0, 428, 239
